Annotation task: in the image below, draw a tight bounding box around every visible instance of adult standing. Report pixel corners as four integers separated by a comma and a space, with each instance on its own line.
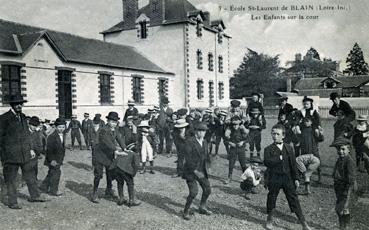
123, 100, 139, 123
82, 113, 93, 150
278, 96, 294, 120
90, 112, 126, 203
0, 95, 46, 209
329, 92, 356, 123
182, 123, 212, 220
157, 97, 173, 155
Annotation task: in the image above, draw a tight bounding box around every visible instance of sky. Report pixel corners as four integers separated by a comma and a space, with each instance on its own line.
1, 0, 368, 74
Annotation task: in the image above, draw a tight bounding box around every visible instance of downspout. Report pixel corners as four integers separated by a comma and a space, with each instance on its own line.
214, 32, 218, 107
183, 24, 188, 108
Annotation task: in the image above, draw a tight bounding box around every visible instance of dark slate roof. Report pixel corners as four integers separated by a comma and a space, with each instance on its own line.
0, 19, 172, 74
294, 76, 369, 90
101, 0, 227, 36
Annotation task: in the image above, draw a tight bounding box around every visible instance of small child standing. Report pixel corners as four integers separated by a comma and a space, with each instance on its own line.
138, 121, 156, 174
40, 118, 66, 196
352, 115, 369, 174
331, 137, 357, 230
245, 108, 266, 163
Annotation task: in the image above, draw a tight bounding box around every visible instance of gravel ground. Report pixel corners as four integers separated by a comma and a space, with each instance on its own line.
0, 119, 368, 230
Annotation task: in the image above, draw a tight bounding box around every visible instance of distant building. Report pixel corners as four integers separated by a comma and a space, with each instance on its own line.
101, 0, 231, 108
0, 19, 173, 119
294, 75, 369, 97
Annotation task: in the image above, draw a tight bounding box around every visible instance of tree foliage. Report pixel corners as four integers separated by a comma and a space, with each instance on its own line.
344, 43, 369, 76
230, 49, 283, 98
306, 47, 320, 60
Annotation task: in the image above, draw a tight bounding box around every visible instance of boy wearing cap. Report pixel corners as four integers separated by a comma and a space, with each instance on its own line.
245, 108, 266, 163
90, 112, 126, 203
246, 93, 264, 116
123, 100, 139, 123
137, 120, 157, 174
212, 109, 227, 157
333, 110, 353, 142
172, 119, 189, 177
119, 116, 138, 147
278, 97, 294, 121
264, 124, 311, 230
82, 113, 93, 150
0, 95, 46, 208
182, 122, 212, 220
66, 115, 83, 150
40, 118, 67, 197
28, 116, 44, 180
224, 116, 249, 184
331, 137, 357, 230
157, 97, 174, 155
352, 115, 369, 174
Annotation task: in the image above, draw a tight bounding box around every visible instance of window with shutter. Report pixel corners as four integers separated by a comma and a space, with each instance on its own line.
197, 79, 204, 100
132, 76, 143, 103
158, 79, 168, 100
218, 56, 223, 73
1, 65, 21, 103
218, 33, 223, 44
197, 50, 203, 69
100, 74, 111, 104
209, 81, 214, 107
218, 82, 225, 100
208, 53, 214, 71
196, 21, 203, 37
139, 20, 148, 39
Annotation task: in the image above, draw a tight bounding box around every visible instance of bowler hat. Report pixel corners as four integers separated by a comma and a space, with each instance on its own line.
174, 119, 189, 128
330, 92, 340, 100
194, 122, 208, 131
231, 100, 241, 107
95, 113, 102, 118
177, 108, 188, 116
357, 115, 368, 121
161, 97, 169, 104
302, 96, 313, 103
8, 94, 27, 104
106, 112, 120, 121
93, 117, 100, 124
29, 116, 40, 126
54, 118, 66, 126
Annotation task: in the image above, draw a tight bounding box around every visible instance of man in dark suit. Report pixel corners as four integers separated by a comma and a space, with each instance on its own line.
278, 96, 294, 120
90, 112, 126, 203
157, 97, 174, 155
123, 100, 139, 123
182, 122, 212, 220
0, 95, 46, 209
329, 92, 356, 123
82, 113, 93, 150
40, 118, 67, 196
264, 124, 311, 230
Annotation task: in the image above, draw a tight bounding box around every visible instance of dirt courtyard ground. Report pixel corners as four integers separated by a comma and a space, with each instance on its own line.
0, 119, 368, 230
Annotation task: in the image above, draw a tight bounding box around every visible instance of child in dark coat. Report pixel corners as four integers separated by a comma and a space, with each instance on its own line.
245, 108, 266, 163
331, 137, 357, 230
40, 118, 66, 196
111, 143, 141, 207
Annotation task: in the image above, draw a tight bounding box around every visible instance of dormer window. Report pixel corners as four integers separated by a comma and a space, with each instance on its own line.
218, 33, 223, 44
323, 80, 337, 89
139, 20, 148, 39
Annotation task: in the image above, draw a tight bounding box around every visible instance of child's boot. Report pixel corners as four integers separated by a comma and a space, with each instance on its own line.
149, 161, 155, 174
140, 162, 146, 174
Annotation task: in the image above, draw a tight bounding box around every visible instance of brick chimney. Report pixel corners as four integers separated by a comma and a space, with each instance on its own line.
122, 0, 138, 25
295, 53, 302, 62
203, 11, 210, 26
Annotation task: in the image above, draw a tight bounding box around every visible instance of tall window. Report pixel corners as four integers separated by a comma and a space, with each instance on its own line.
1, 65, 21, 103
139, 20, 147, 39
132, 76, 143, 103
218, 56, 223, 73
197, 50, 203, 69
158, 79, 168, 100
100, 74, 111, 104
208, 53, 214, 71
196, 79, 204, 100
209, 81, 214, 107
218, 82, 224, 100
